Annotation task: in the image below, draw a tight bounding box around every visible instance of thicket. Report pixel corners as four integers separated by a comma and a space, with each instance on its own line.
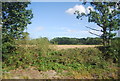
2, 37, 119, 79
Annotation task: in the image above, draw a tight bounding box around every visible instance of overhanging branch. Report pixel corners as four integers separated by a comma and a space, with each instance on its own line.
85, 26, 101, 31
89, 31, 101, 37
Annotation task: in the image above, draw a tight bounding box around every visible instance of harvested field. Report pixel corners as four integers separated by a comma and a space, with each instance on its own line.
50, 45, 101, 50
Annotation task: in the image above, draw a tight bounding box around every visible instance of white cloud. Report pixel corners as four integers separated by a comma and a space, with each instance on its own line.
65, 8, 75, 15
66, 5, 86, 15
66, 5, 94, 15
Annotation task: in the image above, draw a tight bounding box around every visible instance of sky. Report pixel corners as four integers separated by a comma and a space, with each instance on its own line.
27, 2, 102, 39
30, 0, 84, 2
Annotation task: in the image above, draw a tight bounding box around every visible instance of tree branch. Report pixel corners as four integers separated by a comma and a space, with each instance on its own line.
85, 26, 101, 31
89, 31, 101, 37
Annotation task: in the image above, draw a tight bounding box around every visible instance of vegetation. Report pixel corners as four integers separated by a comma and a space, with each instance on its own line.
50, 37, 102, 45
97, 37, 120, 63
75, 2, 120, 46
2, 1, 119, 79
2, 37, 120, 79
2, 2, 33, 60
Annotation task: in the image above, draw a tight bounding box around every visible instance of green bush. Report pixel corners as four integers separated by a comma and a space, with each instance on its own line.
2, 42, 17, 62
2, 37, 51, 70
97, 38, 120, 63
109, 38, 120, 63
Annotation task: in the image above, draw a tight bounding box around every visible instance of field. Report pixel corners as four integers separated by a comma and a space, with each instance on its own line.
52, 45, 101, 50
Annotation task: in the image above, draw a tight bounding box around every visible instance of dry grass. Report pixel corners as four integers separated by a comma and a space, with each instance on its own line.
50, 45, 101, 50
18, 44, 101, 50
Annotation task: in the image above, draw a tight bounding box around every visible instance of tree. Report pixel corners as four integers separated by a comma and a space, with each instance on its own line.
22, 32, 30, 40
50, 37, 102, 45
2, 2, 33, 55
75, 2, 120, 46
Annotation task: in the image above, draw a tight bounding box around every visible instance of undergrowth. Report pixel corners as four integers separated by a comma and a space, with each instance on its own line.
2, 38, 119, 79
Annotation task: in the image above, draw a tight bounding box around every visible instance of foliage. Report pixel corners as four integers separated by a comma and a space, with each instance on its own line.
2, 2, 33, 58
2, 37, 51, 70
50, 37, 102, 45
21, 32, 30, 40
15, 32, 30, 45
2, 36, 119, 79
30, 37, 51, 55
3, 40, 118, 79
97, 37, 120, 63
50, 37, 79, 45
75, 2, 120, 46
2, 2, 119, 79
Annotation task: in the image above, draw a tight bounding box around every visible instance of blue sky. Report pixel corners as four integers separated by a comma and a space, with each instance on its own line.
27, 2, 101, 39
31, 0, 83, 2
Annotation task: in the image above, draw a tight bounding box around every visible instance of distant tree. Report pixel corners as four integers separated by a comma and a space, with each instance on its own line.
85, 37, 102, 45
75, 2, 120, 46
50, 37, 102, 45
2, 2, 33, 55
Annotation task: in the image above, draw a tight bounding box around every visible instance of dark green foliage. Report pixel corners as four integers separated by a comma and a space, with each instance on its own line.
2, 37, 51, 70
75, 2, 120, 46
50, 37, 102, 45
50, 37, 79, 45
97, 37, 120, 63
2, 2, 33, 57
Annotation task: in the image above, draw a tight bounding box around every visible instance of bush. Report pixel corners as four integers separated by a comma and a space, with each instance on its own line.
2, 37, 51, 70
97, 38, 120, 63
107, 38, 120, 63
34, 47, 109, 72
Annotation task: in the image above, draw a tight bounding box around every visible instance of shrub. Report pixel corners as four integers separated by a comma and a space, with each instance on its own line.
2, 37, 51, 70
97, 38, 120, 63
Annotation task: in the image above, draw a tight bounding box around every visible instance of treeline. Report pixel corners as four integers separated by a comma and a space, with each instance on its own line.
50, 37, 120, 45
50, 37, 103, 45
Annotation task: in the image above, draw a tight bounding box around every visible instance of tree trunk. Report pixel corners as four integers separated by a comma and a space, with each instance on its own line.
103, 27, 107, 46
107, 26, 112, 46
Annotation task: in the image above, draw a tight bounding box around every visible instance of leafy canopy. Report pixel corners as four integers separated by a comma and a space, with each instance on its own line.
75, 2, 120, 46
2, 2, 33, 55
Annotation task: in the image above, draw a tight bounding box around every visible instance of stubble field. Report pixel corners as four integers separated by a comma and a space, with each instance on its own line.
50, 45, 101, 50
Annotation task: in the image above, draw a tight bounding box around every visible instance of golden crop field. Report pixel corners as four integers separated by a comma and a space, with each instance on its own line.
50, 45, 102, 50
